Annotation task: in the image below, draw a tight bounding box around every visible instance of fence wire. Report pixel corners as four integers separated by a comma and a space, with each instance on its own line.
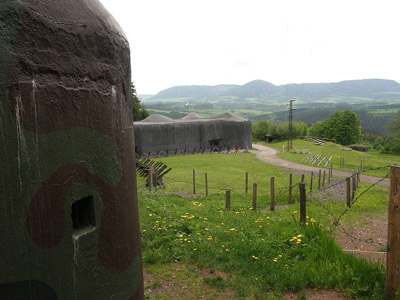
139, 162, 391, 247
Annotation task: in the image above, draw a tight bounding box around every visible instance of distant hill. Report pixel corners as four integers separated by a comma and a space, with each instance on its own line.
151, 84, 239, 100
138, 94, 154, 100
149, 79, 400, 102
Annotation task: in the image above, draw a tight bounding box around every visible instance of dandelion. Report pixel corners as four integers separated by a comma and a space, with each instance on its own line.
149, 214, 153, 217
179, 235, 183, 238
278, 255, 282, 258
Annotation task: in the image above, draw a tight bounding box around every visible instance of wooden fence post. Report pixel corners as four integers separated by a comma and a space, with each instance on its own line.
299, 182, 306, 226
322, 170, 326, 188
205, 173, 208, 196
357, 170, 361, 187
225, 189, 231, 211
245, 172, 248, 194
386, 166, 400, 299
301, 173, 305, 183
328, 168, 331, 185
149, 169, 153, 192
330, 163, 333, 178
193, 169, 196, 194
346, 177, 351, 207
310, 171, 313, 194
252, 183, 257, 211
352, 174, 356, 200
318, 169, 321, 190
270, 177, 275, 211
289, 173, 293, 204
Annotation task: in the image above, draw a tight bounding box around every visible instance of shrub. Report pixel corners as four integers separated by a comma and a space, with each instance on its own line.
349, 145, 370, 152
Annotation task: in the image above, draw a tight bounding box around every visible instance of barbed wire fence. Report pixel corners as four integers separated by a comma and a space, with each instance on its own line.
139, 162, 392, 250
137, 156, 400, 297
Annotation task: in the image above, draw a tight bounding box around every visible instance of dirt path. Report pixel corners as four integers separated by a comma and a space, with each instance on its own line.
252, 144, 390, 185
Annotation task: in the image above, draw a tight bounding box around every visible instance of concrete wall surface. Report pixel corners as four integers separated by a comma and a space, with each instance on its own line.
0, 1, 144, 299
134, 113, 252, 154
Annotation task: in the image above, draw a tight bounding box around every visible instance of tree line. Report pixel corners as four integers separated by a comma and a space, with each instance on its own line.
253, 110, 400, 154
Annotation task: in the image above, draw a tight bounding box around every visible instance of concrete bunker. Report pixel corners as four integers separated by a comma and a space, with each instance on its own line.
134, 112, 252, 155
0, 0, 144, 299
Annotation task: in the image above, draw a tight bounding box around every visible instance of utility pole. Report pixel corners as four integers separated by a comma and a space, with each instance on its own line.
288, 99, 295, 150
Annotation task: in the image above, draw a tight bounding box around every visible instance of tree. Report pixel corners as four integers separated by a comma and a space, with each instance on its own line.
386, 112, 400, 153
309, 110, 361, 145
252, 120, 271, 140
131, 82, 149, 121
388, 112, 400, 139
252, 120, 307, 140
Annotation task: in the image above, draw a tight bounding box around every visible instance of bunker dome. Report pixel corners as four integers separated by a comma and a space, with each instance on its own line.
0, 0, 143, 299
134, 112, 252, 154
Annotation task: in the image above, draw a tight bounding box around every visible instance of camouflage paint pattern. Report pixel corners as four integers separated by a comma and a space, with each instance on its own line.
0, 0, 144, 299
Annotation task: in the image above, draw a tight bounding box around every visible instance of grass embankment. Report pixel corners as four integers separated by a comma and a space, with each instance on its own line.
139, 153, 389, 299
266, 139, 400, 178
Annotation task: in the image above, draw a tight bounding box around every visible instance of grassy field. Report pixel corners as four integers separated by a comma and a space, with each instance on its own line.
265, 139, 400, 178
138, 152, 389, 299
142, 153, 303, 199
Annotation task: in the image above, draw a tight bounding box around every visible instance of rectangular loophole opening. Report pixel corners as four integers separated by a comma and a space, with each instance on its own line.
71, 196, 96, 232
208, 139, 222, 147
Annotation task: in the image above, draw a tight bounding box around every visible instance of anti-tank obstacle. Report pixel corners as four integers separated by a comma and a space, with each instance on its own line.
136, 157, 172, 188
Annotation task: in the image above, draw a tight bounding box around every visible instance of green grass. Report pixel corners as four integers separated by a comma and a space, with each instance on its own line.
139, 153, 305, 207
138, 152, 389, 299
266, 139, 400, 178
139, 190, 386, 299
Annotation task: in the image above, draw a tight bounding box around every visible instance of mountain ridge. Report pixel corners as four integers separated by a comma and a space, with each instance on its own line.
148, 78, 400, 102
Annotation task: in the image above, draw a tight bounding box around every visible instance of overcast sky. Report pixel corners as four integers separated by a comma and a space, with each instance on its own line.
99, 0, 400, 95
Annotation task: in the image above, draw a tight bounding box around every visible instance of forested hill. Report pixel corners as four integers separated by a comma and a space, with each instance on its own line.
149, 79, 400, 101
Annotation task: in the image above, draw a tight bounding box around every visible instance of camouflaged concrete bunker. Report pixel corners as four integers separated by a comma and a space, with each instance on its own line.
134, 112, 252, 154
0, 0, 144, 299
